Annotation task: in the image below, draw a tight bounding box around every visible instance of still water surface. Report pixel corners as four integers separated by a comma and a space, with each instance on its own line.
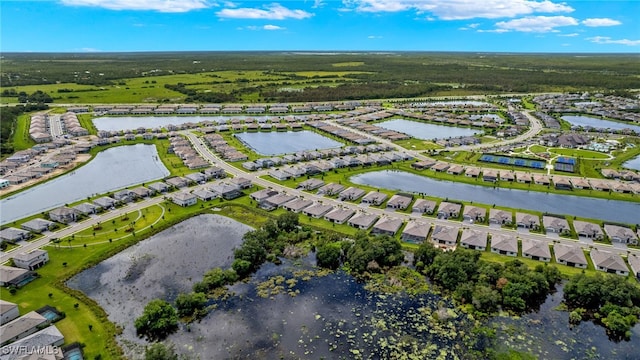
0, 144, 169, 225
376, 119, 481, 140
235, 131, 342, 155
561, 115, 640, 133
351, 170, 640, 223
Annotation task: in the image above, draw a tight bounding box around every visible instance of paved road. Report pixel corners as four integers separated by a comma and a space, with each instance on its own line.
48, 114, 64, 137
183, 131, 639, 259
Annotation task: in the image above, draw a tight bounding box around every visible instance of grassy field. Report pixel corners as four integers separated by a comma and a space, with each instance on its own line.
14, 114, 36, 151
394, 138, 443, 151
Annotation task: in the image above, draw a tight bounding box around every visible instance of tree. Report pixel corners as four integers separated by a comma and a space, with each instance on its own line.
276, 212, 299, 233
175, 292, 207, 317
316, 242, 342, 269
135, 299, 179, 341
144, 342, 184, 360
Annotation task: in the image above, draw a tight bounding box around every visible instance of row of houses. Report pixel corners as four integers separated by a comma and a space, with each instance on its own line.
171, 177, 252, 206
411, 160, 640, 193
168, 136, 210, 169
307, 121, 375, 145
0, 300, 66, 359
202, 133, 249, 162
533, 93, 640, 126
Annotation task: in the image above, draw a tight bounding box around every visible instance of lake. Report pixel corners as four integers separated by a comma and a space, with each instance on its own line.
376, 119, 480, 140
93, 115, 283, 131
350, 170, 640, 224
623, 154, 640, 171
235, 131, 342, 155
561, 115, 640, 133
0, 144, 169, 225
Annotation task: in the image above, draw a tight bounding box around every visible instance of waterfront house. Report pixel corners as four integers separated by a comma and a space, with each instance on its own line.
361, 191, 388, 206
515, 212, 540, 230
437, 202, 462, 219
482, 169, 498, 182
93, 196, 116, 209
0, 266, 33, 287
521, 238, 551, 262
338, 187, 366, 201
251, 189, 279, 202
317, 183, 345, 196
0, 228, 32, 244
590, 249, 629, 276
463, 205, 486, 223
573, 220, 604, 240
0, 311, 48, 346
542, 215, 570, 235
489, 209, 512, 225
297, 178, 325, 191
12, 249, 49, 271
411, 199, 436, 214
131, 186, 152, 199
324, 208, 356, 224
554, 243, 587, 268
260, 194, 296, 211
166, 177, 189, 189
193, 189, 217, 201
604, 224, 638, 245
72, 202, 99, 215
490, 234, 518, 256
401, 221, 430, 243
460, 229, 488, 250
48, 207, 77, 224
348, 213, 379, 230
172, 192, 197, 207
464, 167, 480, 178
209, 183, 242, 200
113, 189, 134, 203
431, 225, 459, 249
371, 218, 403, 236
386, 194, 413, 210
302, 203, 334, 218
628, 254, 640, 280
21, 219, 56, 233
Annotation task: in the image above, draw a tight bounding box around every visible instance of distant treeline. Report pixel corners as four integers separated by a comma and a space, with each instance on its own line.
2, 52, 639, 92
0, 103, 49, 155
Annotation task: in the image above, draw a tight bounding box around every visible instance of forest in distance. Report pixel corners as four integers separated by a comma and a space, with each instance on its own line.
2, 52, 639, 98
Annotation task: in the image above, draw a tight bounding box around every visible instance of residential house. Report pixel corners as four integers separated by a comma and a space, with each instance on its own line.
203, 167, 226, 180
437, 202, 462, 219
489, 209, 512, 225
12, 250, 49, 271
516, 172, 533, 184
542, 216, 570, 235
229, 177, 252, 190
317, 183, 345, 196
260, 194, 295, 211
250, 189, 279, 202
554, 244, 587, 268
554, 177, 572, 190
148, 182, 169, 193
573, 220, 604, 240
21, 219, 56, 233
521, 238, 551, 262
464, 167, 481, 178
0, 300, 19, 325
130, 186, 152, 199
172, 192, 197, 207
490, 234, 518, 256
268, 169, 290, 181
460, 229, 488, 250
0, 266, 34, 287
590, 249, 629, 276
482, 169, 498, 182
386, 194, 413, 210
515, 212, 540, 230
604, 224, 639, 245
93, 196, 116, 209
302, 203, 334, 218
0, 325, 65, 356
371, 218, 403, 236
431, 225, 459, 249
209, 183, 242, 200
627, 254, 640, 280
361, 191, 388, 206
432, 162, 450, 172
411, 160, 436, 170
324, 208, 356, 225
297, 178, 325, 191
463, 205, 486, 223
401, 221, 430, 243
166, 177, 189, 189
348, 213, 379, 230
185, 172, 206, 184
412, 199, 436, 214
282, 198, 313, 213
0, 311, 48, 346
500, 171, 515, 182
0, 228, 32, 244
113, 189, 134, 203
533, 174, 550, 186
338, 187, 366, 201
193, 189, 217, 201
447, 165, 464, 175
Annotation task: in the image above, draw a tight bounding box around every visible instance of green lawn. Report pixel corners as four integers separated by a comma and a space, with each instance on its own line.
480, 250, 591, 278
14, 114, 36, 151
394, 138, 443, 151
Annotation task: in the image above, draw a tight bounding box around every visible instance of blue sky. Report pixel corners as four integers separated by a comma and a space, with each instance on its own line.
1, 0, 638, 52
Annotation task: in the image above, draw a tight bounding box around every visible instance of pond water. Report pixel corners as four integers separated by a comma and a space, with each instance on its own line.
623, 154, 640, 171
235, 131, 342, 155
376, 119, 481, 140
0, 144, 169, 225
561, 115, 640, 133
67, 214, 251, 359
93, 116, 283, 132
350, 170, 640, 224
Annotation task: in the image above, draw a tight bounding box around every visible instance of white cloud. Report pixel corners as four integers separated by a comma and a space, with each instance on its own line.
217, 3, 313, 19
80, 47, 102, 52
587, 36, 640, 46
60, 0, 210, 12
367, 35, 383, 39
582, 18, 621, 27
558, 32, 578, 37
342, 0, 574, 20
263, 24, 285, 30
495, 16, 578, 32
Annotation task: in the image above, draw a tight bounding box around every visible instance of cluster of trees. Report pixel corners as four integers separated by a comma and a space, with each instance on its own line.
163, 83, 236, 103
134, 299, 179, 341
315, 231, 404, 275
414, 243, 561, 314
0, 103, 49, 155
563, 273, 640, 339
